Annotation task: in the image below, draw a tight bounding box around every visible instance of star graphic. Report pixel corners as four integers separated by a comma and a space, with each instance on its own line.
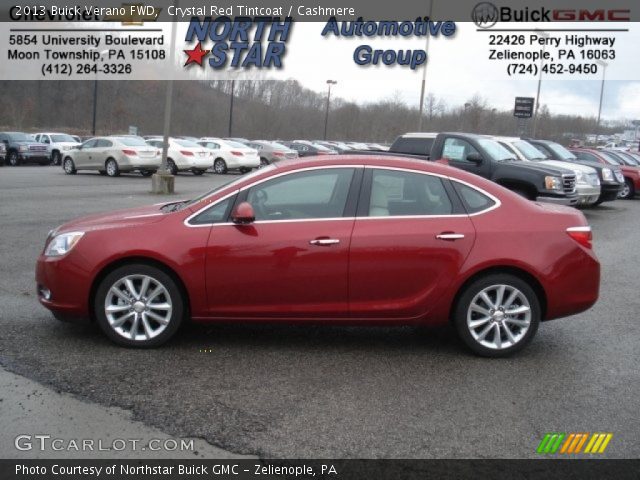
183, 42, 210, 67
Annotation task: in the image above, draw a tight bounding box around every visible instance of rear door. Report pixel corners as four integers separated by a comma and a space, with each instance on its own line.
349, 167, 476, 319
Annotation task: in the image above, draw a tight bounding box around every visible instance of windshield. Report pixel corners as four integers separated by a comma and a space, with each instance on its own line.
513, 140, 547, 160
612, 152, 638, 166
269, 142, 290, 150
117, 137, 148, 147
477, 139, 515, 161
175, 139, 200, 148
313, 143, 334, 152
546, 142, 576, 161
51, 134, 77, 143
598, 152, 622, 165
226, 141, 247, 149
7, 133, 31, 142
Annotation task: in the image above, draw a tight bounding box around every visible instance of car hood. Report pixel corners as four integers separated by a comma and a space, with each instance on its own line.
503, 160, 570, 176
538, 160, 596, 174
55, 204, 169, 234
56, 142, 82, 147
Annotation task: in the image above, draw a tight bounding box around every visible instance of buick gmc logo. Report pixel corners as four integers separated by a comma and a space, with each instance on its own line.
471, 3, 630, 27
472, 2, 499, 28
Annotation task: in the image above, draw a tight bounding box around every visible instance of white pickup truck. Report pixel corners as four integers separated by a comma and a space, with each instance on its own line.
33, 132, 82, 165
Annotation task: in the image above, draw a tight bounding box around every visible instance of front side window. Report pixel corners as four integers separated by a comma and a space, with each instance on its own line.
190, 197, 235, 225
368, 170, 453, 217
82, 139, 98, 149
246, 168, 355, 221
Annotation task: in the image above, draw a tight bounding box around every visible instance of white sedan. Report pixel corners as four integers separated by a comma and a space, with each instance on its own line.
198, 138, 261, 174
146, 138, 213, 175
62, 136, 161, 177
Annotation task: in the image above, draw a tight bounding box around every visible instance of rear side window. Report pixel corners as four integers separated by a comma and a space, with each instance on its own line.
390, 137, 433, 155
453, 182, 496, 214
574, 151, 598, 163
368, 170, 453, 216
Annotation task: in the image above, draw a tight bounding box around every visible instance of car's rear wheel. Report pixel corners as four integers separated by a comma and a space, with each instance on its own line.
52, 151, 62, 166
167, 158, 178, 175
8, 151, 19, 166
105, 158, 120, 177
453, 273, 540, 357
63, 157, 76, 174
94, 264, 184, 348
213, 158, 227, 174
619, 179, 634, 199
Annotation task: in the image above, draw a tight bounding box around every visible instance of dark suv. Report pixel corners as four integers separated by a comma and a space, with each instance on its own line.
0, 141, 5, 166
0, 132, 50, 166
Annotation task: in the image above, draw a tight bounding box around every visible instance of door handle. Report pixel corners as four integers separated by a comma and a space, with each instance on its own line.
309, 238, 340, 246
436, 233, 465, 241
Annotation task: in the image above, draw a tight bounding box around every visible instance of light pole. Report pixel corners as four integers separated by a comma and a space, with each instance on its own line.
324, 80, 337, 140
417, 0, 434, 131
152, 9, 178, 194
228, 79, 235, 137
460, 102, 470, 131
594, 60, 608, 146
90, 49, 109, 135
532, 29, 550, 138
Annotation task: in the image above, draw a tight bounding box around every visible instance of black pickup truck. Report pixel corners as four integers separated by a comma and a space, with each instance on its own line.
0, 132, 50, 166
389, 132, 578, 205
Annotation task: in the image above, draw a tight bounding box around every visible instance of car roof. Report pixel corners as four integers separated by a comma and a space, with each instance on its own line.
399, 132, 438, 138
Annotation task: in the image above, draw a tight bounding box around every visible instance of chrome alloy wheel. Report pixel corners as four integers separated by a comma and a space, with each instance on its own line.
466, 284, 531, 350
619, 182, 630, 199
104, 274, 172, 341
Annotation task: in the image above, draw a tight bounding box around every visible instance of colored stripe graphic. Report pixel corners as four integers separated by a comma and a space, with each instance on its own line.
538, 433, 613, 454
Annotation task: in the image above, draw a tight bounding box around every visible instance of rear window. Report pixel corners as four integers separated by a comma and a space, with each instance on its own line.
175, 139, 200, 148
116, 137, 147, 147
390, 137, 433, 155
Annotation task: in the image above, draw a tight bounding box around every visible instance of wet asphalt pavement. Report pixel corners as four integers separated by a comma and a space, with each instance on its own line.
0, 166, 638, 459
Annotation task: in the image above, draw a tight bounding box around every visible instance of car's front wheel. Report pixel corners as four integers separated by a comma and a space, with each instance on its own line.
63, 157, 76, 174
619, 179, 634, 199
453, 273, 540, 357
52, 151, 62, 166
167, 159, 178, 175
7, 151, 19, 166
94, 264, 184, 348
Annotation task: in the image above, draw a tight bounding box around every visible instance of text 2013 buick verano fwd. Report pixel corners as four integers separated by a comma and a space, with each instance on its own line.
36, 156, 600, 356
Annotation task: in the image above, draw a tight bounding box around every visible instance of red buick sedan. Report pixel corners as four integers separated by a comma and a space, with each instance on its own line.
36, 156, 600, 356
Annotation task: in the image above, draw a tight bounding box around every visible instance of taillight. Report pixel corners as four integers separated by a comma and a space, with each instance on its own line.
567, 226, 592, 249
231, 151, 244, 156
180, 150, 194, 156
273, 151, 284, 157
122, 149, 137, 156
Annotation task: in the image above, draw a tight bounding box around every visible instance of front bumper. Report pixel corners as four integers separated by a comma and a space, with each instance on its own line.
599, 183, 622, 203
575, 184, 601, 206
36, 254, 91, 322
19, 152, 49, 162
536, 194, 579, 206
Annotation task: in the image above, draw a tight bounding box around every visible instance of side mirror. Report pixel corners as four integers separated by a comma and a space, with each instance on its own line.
466, 152, 483, 164
231, 202, 255, 225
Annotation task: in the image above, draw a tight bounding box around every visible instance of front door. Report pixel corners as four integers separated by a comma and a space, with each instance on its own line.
204, 167, 361, 319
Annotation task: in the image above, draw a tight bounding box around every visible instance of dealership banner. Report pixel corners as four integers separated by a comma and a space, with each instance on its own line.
3, 459, 640, 479
0, 0, 637, 81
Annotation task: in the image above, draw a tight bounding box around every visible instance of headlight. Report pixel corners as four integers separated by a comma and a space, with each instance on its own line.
18, 145, 28, 152
602, 168, 614, 182
544, 176, 563, 191
44, 232, 84, 257
575, 171, 586, 184
62, 145, 71, 151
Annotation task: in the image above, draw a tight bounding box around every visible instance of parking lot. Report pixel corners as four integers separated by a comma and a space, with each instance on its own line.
0, 165, 639, 459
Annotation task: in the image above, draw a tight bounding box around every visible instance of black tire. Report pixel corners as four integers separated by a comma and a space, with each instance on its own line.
453, 273, 540, 358
140, 170, 154, 177
213, 158, 227, 174
192, 169, 205, 176
260, 157, 270, 167
63, 157, 77, 174
619, 179, 635, 200
52, 151, 62, 166
7, 151, 19, 166
105, 158, 120, 177
94, 264, 185, 348
167, 158, 178, 175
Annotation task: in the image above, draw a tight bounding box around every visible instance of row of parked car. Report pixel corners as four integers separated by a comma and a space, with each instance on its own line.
388, 132, 640, 205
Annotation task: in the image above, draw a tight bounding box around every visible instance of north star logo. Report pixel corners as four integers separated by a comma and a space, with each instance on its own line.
184, 42, 210, 67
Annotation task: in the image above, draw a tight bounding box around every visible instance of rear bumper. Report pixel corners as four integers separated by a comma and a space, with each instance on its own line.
176, 158, 213, 170
226, 156, 261, 168
119, 157, 161, 170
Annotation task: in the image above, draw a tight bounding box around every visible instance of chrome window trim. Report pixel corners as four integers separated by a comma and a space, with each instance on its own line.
183, 164, 502, 227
